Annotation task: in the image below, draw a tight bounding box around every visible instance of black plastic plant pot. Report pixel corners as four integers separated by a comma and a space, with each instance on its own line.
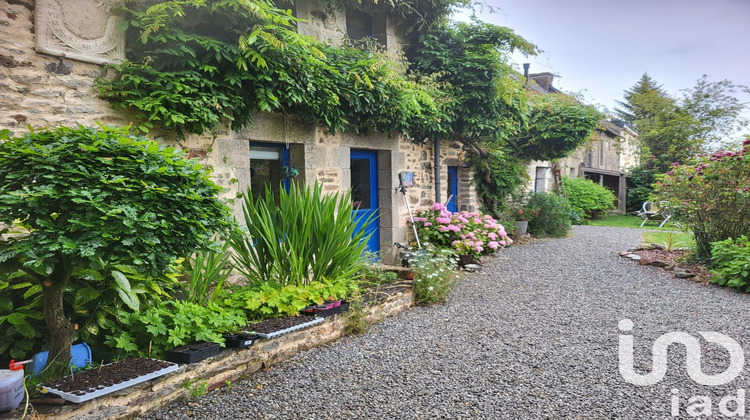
166, 341, 220, 364
301, 301, 350, 317
338, 301, 350, 313
318, 302, 351, 318
223, 333, 257, 349
301, 304, 331, 316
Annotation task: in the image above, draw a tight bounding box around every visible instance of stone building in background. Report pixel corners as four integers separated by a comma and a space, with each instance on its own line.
0, 0, 480, 263
524, 72, 640, 214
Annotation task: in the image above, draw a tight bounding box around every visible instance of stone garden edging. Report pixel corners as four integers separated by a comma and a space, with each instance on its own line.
26, 287, 414, 420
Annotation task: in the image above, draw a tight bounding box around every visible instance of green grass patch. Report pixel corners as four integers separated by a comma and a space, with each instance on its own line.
587, 214, 646, 228
587, 214, 684, 230
641, 231, 695, 250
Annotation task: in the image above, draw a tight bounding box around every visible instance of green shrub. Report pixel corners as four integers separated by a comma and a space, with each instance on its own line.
230, 182, 370, 287
526, 192, 572, 238
560, 176, 616, 222
710, 236, 750, 291
655, 141, 750, 261
471, 151, 530, 215
0, 125, 232, 367
222, 278, 359, 320
103, 300, 246, 359
412, 249, 459, 305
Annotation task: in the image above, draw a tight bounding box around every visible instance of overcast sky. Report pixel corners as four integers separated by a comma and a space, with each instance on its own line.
457, 0, 750, 139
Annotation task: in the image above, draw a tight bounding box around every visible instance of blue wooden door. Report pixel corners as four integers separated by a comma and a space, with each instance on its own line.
447, 166, 458, 213
350, 150, 380, 255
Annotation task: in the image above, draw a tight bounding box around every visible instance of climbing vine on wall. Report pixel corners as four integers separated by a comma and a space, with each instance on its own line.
510, 93, 602, 161
97, 0, 445, 137
97, 0, 603, 216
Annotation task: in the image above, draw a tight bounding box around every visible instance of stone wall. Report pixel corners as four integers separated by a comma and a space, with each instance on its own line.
26, 288, 414, 420
526, 127, 639, 194
0, 0, 126, 130
0, 0, 481, 263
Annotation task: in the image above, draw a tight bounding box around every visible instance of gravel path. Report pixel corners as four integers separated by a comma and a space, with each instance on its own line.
143, 226, 750, 419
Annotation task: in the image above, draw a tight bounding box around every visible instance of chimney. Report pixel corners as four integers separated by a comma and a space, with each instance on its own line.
523, 63, 530, 84
529, 72, 554, 91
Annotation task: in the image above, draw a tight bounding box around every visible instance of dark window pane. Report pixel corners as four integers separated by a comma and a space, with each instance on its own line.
351, 158, 371, 209
346, 10, 372, 40
250, 146, 282, 203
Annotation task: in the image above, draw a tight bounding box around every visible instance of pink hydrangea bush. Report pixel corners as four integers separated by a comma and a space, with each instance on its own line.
410, 202, 512, 258
655, 137, 750, 261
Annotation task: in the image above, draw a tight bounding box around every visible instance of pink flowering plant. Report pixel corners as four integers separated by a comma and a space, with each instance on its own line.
654, 137, 750, 262
410, 202, 512, 259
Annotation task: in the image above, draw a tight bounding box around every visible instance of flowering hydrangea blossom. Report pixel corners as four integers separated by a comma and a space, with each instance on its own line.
409, 204, 513, 258
654, 138, 750, 261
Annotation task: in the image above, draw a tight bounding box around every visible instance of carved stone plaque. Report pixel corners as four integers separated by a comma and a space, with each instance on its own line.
35, 0, 125, 65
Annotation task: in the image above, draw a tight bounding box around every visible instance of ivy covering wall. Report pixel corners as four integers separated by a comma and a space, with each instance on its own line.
97, 0, 601, 215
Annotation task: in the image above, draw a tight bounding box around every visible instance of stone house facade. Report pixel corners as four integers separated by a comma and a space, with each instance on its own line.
0, 0, 480, 263
524, 73, 639, 214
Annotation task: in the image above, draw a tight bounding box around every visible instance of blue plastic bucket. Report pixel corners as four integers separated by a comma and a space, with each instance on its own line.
28, 342, 92, 375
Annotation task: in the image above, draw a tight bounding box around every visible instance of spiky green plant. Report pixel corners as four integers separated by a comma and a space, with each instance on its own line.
230, 182, 373, 287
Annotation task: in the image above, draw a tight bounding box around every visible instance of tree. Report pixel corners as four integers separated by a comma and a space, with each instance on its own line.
616, 74, 750, 211
0, 125, 233, 369
511, 92, 602, 161
407, 19, 537, 148
681, 75, 750, 151
614, 73, 666, 126
627, 88, 700, 172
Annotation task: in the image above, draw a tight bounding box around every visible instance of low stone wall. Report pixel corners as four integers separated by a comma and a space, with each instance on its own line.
26, 288, 413, 420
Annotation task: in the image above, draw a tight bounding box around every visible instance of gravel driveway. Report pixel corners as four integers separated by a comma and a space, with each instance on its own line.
143, 226, 750, 419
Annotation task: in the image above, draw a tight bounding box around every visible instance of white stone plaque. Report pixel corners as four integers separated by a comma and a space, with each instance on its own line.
35, 0, 125, 65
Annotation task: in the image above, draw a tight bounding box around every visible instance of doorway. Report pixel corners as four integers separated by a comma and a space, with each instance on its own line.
350, 149, 380, 255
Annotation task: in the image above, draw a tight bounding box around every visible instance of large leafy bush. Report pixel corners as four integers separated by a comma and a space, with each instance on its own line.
230, 182, 369, 287
103, 300, 246, 359
710, 236, 750, 291
654, 139, 750, 261
561, 176, 616, 222
0, 125, 232, 367
526, 192, 572, 238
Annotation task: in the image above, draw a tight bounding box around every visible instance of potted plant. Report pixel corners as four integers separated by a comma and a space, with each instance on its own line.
508, 191, 539, 236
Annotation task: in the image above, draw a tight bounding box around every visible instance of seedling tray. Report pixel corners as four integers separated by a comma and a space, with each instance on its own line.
251, 317, 324, 339
300, 301, 350, 318
224, 333, 257, 349
166, 341, 221, 364
40, 358, 177, 403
